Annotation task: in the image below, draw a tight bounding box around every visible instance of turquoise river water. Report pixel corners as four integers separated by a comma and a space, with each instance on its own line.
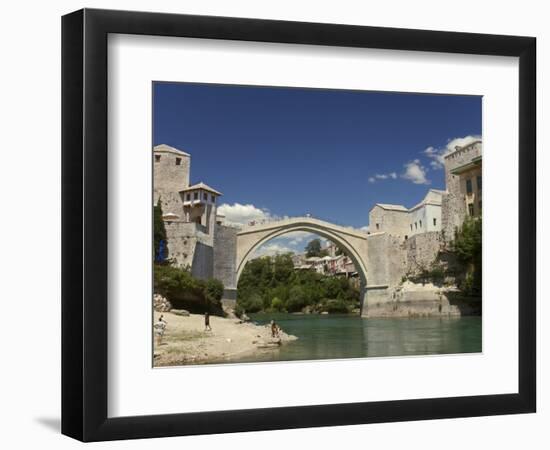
232, 313, 481, 363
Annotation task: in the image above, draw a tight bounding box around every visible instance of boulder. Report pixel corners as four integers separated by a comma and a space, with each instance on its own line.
171, 309, 190, 316
153, 293, 172, 312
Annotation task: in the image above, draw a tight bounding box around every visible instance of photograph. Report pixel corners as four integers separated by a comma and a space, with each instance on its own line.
152, 82, 483, 367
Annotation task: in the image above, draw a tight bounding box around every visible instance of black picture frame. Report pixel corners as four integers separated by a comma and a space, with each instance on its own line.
61, 8, 536, 442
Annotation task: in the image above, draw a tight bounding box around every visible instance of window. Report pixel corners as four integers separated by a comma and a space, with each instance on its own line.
175, 157, 181, 166
404, 235, 408, 240
419, 220, 422, 228
410, 224, 413, 231
211, 195, 215, 203
194, 192, 198, 200
154, 155, 161, 162
203, 192, 208, 200
477, 175, 482, 191
376, 223, 380, 230
415, 222, 417, 229
468, 203, 474, 216
433, 218, 437, 226
186, 194, 190, 201
466, 178, 473, 194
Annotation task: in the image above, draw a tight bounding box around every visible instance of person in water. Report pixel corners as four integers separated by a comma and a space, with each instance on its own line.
270, 320, 279, 338
204, 312, 212, 331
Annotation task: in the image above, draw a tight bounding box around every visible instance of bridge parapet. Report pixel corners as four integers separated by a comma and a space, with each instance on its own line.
238, 216, 368, 240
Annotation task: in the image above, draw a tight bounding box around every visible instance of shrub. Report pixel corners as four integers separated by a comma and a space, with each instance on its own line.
153, 264, 224, 314
205, 278, 224, 303
285, 286, 309, 312
323, 299, 350, 314
450, 218, 482, 296
271, 297, 285, 312
237, 292, 264, 313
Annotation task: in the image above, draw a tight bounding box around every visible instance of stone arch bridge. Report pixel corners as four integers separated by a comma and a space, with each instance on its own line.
221, 216, 399, 316
236, 217, 368, 286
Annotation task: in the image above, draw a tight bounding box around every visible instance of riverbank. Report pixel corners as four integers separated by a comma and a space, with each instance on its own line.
153, 311, 298, 366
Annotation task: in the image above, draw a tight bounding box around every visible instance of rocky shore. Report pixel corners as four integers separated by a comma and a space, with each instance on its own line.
153, 311, 297, 366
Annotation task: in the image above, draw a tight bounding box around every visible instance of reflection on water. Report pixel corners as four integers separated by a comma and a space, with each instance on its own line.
233, 313, 481, 363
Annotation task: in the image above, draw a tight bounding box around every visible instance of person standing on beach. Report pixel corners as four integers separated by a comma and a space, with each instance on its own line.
204, 312, 212, 331
154, 314, 167, 346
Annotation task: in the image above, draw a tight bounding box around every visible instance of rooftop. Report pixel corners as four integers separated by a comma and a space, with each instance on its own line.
373, 203, 408, 212
180, 182, 223, 196
409, 189, 444, 211
153, 144, 191, 157
444, 139, 482, 160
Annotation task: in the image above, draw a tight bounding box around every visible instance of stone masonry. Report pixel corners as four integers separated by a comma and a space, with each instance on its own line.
441, 140, 482, 241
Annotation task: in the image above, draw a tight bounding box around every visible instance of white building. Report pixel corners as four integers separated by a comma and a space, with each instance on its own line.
368, 189, 444, 239
407, 189, 444, 237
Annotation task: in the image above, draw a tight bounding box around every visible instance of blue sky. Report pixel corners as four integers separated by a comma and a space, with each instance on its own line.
153, 82, 481, 255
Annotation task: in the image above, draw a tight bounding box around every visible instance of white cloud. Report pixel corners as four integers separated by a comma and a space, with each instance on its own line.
217, 202, 277, 227
283, 231, 314, 246
402, 159, 430, 185
368, 172, 397, 183
423, 135, 481, 170
446, 135, 481, 152
252, 232, 332, 259
252, 242, 294, 258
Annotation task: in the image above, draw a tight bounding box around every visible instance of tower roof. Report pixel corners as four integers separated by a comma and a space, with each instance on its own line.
153, 144, 190, 157
180, 182, 223, 196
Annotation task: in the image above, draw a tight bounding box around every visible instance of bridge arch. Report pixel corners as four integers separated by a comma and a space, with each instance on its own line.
235, 218, 369, 300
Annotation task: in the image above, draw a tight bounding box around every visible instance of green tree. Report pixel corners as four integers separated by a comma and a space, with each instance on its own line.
286, 285, 309, 312
271, 297, 285, 312
153, 198, 168, 262
305, 238, 322, 257
451, 217, 482, 295
273, 253, 294, 283
236, 252, 360, 314
205, 278, 224, 304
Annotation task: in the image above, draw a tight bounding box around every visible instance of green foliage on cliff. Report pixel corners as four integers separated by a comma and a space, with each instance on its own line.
451, 217, 482, 263
154, 264, 224, 315
153, 199, 168, 262
450, 217, 482, 295
237, 254, 359, 313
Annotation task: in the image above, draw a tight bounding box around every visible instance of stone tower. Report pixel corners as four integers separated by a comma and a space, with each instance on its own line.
153, 144, 190, 217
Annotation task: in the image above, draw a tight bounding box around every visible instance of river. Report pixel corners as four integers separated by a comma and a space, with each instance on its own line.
233, 313, 481, 363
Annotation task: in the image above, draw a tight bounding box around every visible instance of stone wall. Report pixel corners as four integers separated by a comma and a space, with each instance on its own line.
155, 191, 184, 219
191, 241, 214, 280
362, 230, 449, 316
153, 145, 190, 195
164, 221, 214, 272
369, 206, 409, 236
213, 224, 238, 294
441, 141, 482, 241
441, 184, 465, 242
363, 233, 407, 311
405, 231, 443, 275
